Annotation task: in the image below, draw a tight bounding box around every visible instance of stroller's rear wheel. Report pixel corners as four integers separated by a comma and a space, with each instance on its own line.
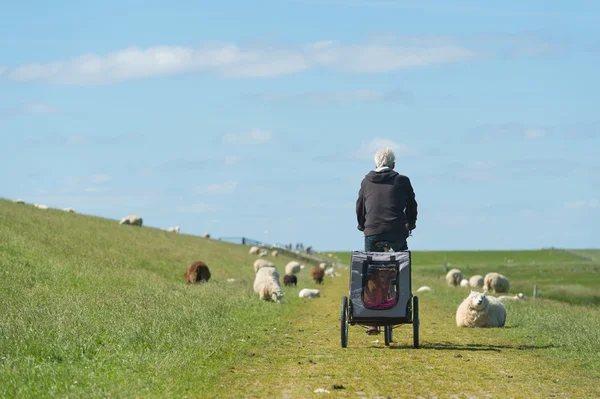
413, 296, 420, 349
340, 296, 349, 348
384, 326, 392, 346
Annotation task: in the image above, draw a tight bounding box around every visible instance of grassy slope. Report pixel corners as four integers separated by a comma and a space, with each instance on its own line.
2, 199, 600, 398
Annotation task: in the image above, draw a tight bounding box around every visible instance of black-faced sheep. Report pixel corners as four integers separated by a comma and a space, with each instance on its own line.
456, 290, 506, 328
311, 266, 325, 284
484, 272, 510, 293
184, 261, 211, 284
283, 274, 297, 287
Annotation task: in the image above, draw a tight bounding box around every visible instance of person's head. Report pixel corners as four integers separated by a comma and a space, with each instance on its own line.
374, 147, 395, 169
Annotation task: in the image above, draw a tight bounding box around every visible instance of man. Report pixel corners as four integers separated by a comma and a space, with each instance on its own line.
356, 147, 418, 334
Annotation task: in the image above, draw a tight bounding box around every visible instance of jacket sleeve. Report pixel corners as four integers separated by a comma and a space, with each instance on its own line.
356, 182, 366, 231
405, 178, 418, 226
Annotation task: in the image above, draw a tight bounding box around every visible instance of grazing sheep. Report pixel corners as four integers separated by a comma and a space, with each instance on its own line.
469, 275, 484, 288
325, 267, 341, 277
167, 226, 180, 233
271, 250, 279, 257
445, 268, 463, 287
120, 215, 143, 226
253, 266, 284, 303
319, 262, 327, 269
61, 208, 76, 213
249, 246, 260, 255
456, 290, 506, 328
283, 274, 297, 287
253, 259, 274, 273
484, 272, 510, 293
13, 199, 25, 204
258, 250, 268, 257
204, 232, 210, 238
34, 204, 49, 210
460, 279, 469, 288
416, 286, 432, 293
498, 293, 526, 302
184, 261, 211, 284
299, 288, 320, 298
285, 261, 302, 275
311, 266, 325, 284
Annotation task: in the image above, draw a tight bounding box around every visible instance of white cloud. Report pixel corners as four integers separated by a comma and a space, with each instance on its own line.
524, 128, 546, 139
194, 181, 238, 195
564, 199, 599, 209
224, 155, 243, 166
356, 138, 417, 160
255, 88, 414, 105
0, 102, 59, 115
222, 129, 272, 145
0, 38, 477, 85
176, 203, 224, 213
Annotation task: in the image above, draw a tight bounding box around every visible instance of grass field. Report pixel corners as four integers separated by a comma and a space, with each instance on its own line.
1, 198, 600, 398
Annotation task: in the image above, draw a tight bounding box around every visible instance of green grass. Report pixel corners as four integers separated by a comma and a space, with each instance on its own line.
2, 199, 600, 398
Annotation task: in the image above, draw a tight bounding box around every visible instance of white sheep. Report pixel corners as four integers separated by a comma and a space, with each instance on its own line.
325, 267, 341, 277
484, 272, 510, 293
253, 258, 274, 273
460, 279, 469, 288
416, 286, 432, 293
456, 290, 506, 328
319, 262, 327, 269
167, 226, 180, 233
61, 208, 76, 213
285, 261, 302, 275
120, 215, 143, 226
299, 288, 320, 298
258, 250, 268, 257
253, 266, 284, 303
34, 204, 49, 210
498, 293, 526, 302
249, 246, 260, 255
469, 275, 484, 288
203, 232, 210, 238
13, 199, 25, 204
271, 250, 279, 257
445, 268, 463, 287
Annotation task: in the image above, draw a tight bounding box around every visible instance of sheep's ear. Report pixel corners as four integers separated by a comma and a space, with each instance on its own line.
482, 290, 488, 297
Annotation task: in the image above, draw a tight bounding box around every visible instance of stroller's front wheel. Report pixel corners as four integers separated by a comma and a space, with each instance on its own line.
340, 296, 349, 348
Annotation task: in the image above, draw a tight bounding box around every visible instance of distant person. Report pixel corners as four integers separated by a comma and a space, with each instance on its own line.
356, 147, 418, 335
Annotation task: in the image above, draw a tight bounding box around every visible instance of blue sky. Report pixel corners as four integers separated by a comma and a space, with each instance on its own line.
1, 0, 599, 251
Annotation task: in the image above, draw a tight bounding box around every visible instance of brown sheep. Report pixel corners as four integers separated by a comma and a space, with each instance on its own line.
311, 266, 325, 284
184, 261, 211, 284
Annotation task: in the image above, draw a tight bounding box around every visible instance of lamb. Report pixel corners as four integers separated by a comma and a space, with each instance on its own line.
120, 215, 143, 226
283, 274, 297, 287
285, 261, 302, 275
456, 290, 506, 328
460, 279, 469, 288
184, 261, 211, 284
311, 266, 325, 284
484, 272, 510, 293
469, 275, 484, 288
416, 286, 432, 293
167, 226, 180, 233
253, 259, 274, 273
445, 268, 463, 287
253, 266, 284, 303
249, 246, 260, 255
299, 288, 320, 298
498, 293, 526, 302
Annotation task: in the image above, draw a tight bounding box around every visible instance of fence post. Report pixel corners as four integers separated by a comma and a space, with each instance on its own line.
533, 284, 538, 299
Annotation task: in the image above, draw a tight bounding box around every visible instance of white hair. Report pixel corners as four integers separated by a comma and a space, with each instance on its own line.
374, 148, 395, 168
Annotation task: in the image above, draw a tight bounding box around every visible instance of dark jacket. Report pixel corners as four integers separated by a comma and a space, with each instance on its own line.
356, 168, 417, 237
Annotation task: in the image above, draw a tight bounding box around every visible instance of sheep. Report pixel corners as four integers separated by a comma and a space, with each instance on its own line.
283, 274, 297, 287
456, 290, 506, 328
61, 208, 76, 213
249, 246, 260, 255
120, 215, 143, 226
460, 279, 469, 288
203, 232, 210, 238
311, 266, 325, 284
319, 262, 327, 269
184, 261, 211, 284
253, 266, 284, 303
325, 267, 341, 277
34, 204, 49, 210
416, 286, 432, 293
226, 278, 236, 283
445, 268, 463, 287
271, 250, 279, 257
484, 272, 510, 293
299, 288, 320, 298
253, 258, 274, 273
498, 293, 526, 302
284, 261, 302, 275
13, 199, 25, 204
258, 250, 268, 257
167, 226, 180, 233
469, 275, 484, 288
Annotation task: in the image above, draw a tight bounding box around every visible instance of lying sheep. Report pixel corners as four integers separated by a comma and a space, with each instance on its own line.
285, 261, 302, 275
34, 204, 49, 210
460, 279, 469, 288
61, 208, 76, 213
299, 288, 320, 298
13, 199, 25, 204
258, 250, 268, 257
445, 268, 463, 287
249, 246, 260, 255
253, 259, 274, 273
456, 290, 506, 328
120, 215, 143, 226
416, 286, 432, 293
167, 226, 180, 233
253, 266, 284, 303
484, 272, 510, 293
469, 275, 484, 288
184, 261, 211, 284
283, 274, 297, 287
311, 266, 325, 284
498, 293, 526, 302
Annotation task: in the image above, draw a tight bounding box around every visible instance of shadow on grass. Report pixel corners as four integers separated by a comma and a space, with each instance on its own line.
384, 341, 558, 351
